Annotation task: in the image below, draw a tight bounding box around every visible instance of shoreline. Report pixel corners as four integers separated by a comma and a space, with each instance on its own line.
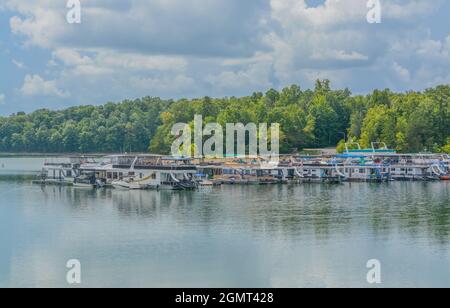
0, 152, 111, 158
0, 150, 326, 158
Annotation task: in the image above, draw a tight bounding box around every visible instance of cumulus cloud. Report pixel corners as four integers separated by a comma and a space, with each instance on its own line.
265, 0, 385, 85
12, 59, 26, 69
50, 48, 188, 76
207, 61, 273, 93
416, 37, 450, 62
311, 50, 369, 61
383, 0, 441, 21
7, 0, 270, 57
44, 48, 196, 101
20, 74, 70, 98
131, 75, 195, 94
2, 0, 449, 112
5, 0, 269, 103
393, 62, 411, 82
265, 0, 450, 90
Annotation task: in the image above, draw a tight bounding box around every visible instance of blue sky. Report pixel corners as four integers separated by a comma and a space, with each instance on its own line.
0, 0, 449, 115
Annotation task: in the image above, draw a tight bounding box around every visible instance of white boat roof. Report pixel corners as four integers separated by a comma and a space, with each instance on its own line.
102, 154, 163, 158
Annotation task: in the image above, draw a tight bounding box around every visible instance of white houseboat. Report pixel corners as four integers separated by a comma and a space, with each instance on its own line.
343, 142, 448, 181
291, 157, 346, 184
34, 156, 97, 186
80, 154, 198, 190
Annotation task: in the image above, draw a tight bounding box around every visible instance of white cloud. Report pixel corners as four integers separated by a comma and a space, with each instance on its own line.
9, 8, 66, 48
52, 49, 93, 67
94, 51, 188, 72
2, 0, 450, 112
131, 75, 195, 94
311, 50, 369, 61
50, 49, 187, 73
0, 94, 5, 105
47, 48, 193, 99
220, 52, 273, 67
270, 0, 367, 29
383, 0, 441, 21
12, 59, 26, 69
7, 0, 268, 57
393, 62, 411, 82
416, 38, 450, 62
207, 61, 273, 92
265, 0, 450, 90
266, 0, 382, 82
20, 74, 70, 98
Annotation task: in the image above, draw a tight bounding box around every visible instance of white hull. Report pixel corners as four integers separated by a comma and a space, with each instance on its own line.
111, 181, 143, 190
73, 183, 95, 188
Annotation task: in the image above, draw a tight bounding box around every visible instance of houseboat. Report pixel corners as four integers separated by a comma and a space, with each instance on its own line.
332, 155, 391, 182
357, 154, 445, 181
73, 172, 105, 189
199, 156, 281, 185
80, 154, 198, 190
33, 156, 97, 186
343, 142, 449, 181
195, 163, 223, 186
216, 165, 280, 185
438, 154, 450, 180
291, 156, 346, 184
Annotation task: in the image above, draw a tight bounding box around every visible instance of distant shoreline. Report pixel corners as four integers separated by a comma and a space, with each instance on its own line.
0, 149, 328, 158
0, 152, 108, 158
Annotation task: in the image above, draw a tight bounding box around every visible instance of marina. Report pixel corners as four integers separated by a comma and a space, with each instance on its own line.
1, 167, 449, 288
1, 150, 449, 288
30, 143, 450, 190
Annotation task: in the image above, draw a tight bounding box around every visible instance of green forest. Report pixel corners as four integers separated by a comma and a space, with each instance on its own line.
1, 80, 449, 154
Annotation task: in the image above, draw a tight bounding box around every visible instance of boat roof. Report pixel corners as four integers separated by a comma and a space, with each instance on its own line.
162, 156, 193, 161
347, 149, 396, 153
102, 154, 163, 158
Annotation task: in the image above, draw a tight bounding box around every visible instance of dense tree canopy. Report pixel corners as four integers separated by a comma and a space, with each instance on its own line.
0, 97, 169, 153
0, 81, 449, 154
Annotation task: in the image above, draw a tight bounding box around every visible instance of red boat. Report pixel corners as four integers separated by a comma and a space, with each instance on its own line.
441, 175, 450, 181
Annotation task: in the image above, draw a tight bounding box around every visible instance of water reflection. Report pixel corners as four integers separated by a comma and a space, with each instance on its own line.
1, 174, 449, 287
24, 178, 449, 245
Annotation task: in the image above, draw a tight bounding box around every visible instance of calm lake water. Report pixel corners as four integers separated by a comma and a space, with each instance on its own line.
0, 157, 449, 288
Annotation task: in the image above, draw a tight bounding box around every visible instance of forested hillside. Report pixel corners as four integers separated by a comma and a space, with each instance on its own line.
1, 80, 449, 154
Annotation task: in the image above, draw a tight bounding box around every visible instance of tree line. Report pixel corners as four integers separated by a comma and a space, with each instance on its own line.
0, 80, 449, 154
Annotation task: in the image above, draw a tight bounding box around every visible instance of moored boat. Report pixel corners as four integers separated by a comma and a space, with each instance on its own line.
33, 156, 97, 186
73, 172, 105, 188
90, 155, 198, 190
